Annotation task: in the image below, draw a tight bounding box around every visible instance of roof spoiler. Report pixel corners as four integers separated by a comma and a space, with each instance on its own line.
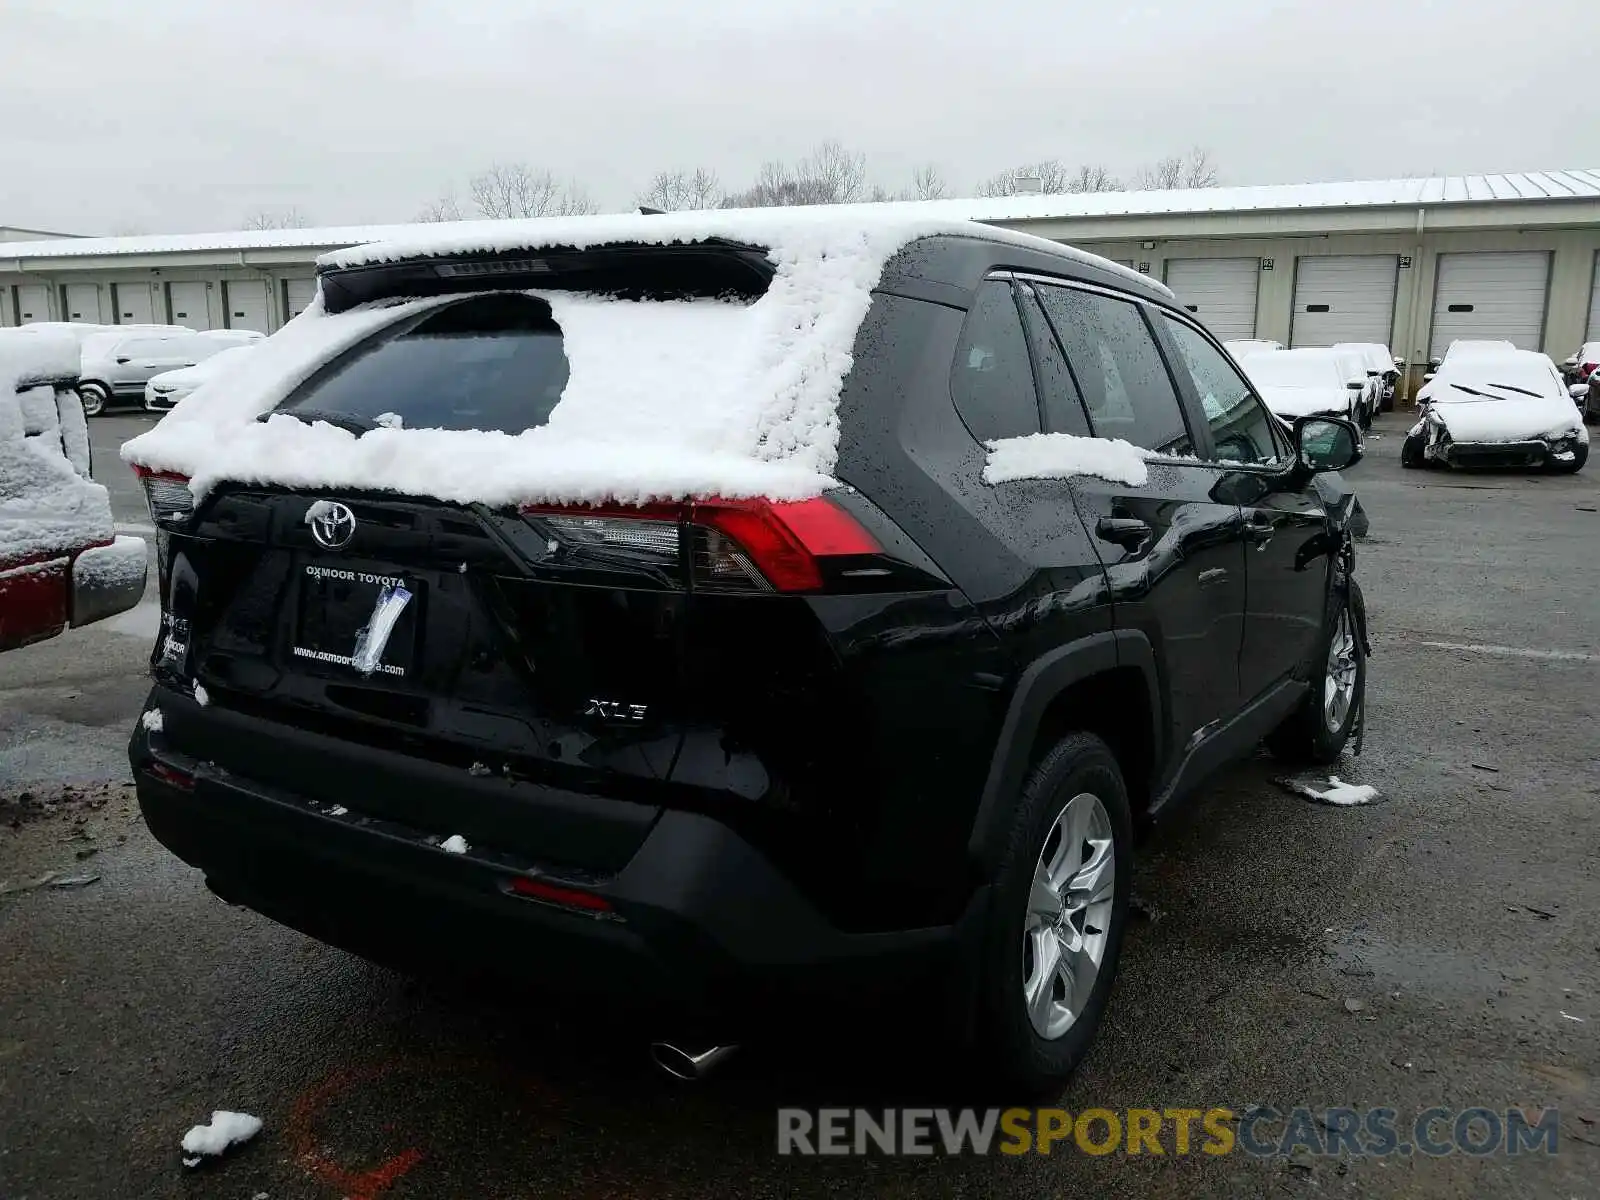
316, 240, 775, 314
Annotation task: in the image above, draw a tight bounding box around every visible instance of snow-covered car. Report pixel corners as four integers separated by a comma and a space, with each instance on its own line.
1333, 342, 1401, 411
1240, 348, 1366, 424
1223, 339, 1284, 359
1402, 349, 1588, 472
145, 344, 260, 411
1331, 346, 1381, 427
78, 330, 255, 417
1559, 341, 1600, 387
0, 328, 147, 651
1584, 366, 1600, 423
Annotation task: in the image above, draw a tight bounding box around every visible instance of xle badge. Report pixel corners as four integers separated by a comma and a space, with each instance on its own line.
585, 699, 648, 722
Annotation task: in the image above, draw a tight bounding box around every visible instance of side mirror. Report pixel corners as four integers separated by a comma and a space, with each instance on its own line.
1347, 379, 1364, 390
1428, 356, 1442, 369
1393, 356, 1406, 368
1562, 356, 1579, 368
1294, 415, 1361, 473
1571, 384, 1591, 401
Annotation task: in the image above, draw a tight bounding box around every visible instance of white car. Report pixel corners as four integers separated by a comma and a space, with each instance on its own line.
1402, 349, 1587, 473
1223, 339, 1284, 359
1333, 342, 1402, 411
145, 344, 259, 411
1331, 346, 1382, 428
1240, 348, 1366, 423
78, 330, 258, 416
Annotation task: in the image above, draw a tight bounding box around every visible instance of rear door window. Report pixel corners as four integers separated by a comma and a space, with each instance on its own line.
1034, 284, 1194, 455
949, 280, 1041, 442
1017, 284, 1092, 437
278, 293, 570, 433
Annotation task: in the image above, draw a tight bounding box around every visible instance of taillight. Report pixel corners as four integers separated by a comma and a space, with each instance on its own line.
521, 494, 881, 593
1582, 362, 1598, 378
133, 466, 194, 526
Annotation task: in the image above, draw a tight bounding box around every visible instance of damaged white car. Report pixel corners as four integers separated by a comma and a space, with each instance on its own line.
1401, 349, 1588, 473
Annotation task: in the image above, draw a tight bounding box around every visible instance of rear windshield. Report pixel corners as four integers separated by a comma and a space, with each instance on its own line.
277, 294, 569, 434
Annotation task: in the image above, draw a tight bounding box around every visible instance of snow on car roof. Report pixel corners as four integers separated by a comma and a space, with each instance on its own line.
127, 211, 1135, 508
1241, 348, 1344, 388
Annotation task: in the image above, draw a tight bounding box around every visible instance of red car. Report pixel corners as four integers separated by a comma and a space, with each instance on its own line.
1, 329, 147, 651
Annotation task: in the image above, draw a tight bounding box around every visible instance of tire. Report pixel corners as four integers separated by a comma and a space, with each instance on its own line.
1267, 584, 1366, 766
78, 383, 108, 418
971, 732, 1133, 1098
1400, 432, 1425, 468
1547, 443, 1588, 475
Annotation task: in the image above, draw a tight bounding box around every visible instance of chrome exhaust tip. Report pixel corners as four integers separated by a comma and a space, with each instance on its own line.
649, 1042, 739, 1081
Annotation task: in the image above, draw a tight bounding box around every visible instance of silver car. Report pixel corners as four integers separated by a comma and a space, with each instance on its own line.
77, 330, 258, 416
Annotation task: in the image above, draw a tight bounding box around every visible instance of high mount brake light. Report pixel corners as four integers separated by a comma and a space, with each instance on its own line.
520, 495, 880, 593
132, 466, 194, 525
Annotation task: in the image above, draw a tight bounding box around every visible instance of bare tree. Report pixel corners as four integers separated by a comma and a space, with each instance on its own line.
242, 206, 311, 230
721, 141, 870, 208
977, 159, 1072, 197
468, 162, 598, 219
910, 163, 948, 201
1135, 146, 1218, 190
638, 167, 724, 211
416, 190, 464, 223
1066, 163, 1123, 193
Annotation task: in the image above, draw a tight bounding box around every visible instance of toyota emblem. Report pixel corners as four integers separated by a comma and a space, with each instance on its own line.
306, 501, 357, 550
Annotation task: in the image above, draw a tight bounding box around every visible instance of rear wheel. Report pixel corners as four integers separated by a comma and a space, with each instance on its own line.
1267, 586, 1365, 765
972, 732, 1132, 1097
77, 383, 108, 417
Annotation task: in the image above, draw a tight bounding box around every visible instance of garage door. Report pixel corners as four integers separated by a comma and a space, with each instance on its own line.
223, 280, 271, 332
14, 284, 51, 323
166, 281, 212, 329
1587, 252, 1600, 339
62, 283, 103, 323
1290, 255, 1398, 347
283, 278, 317, 321
1164, 258, 1259, 340
1429, 252, 1550, 358
114, 282, 155, 325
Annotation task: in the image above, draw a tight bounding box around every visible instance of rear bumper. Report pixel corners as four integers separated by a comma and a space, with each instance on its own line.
129, 689, 981, 1033
72, 536, 147, 626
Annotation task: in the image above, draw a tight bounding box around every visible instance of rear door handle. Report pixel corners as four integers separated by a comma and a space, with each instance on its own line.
1095, 517, 1152, 550
1244, 514, 1275, 545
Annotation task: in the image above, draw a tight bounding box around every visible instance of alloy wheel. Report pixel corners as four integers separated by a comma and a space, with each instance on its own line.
1323, 607, 1358, 733
1021, 791, 1115, 1040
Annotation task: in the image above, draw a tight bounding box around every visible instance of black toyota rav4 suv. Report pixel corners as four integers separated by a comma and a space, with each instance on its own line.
131, 230, 1367, 1094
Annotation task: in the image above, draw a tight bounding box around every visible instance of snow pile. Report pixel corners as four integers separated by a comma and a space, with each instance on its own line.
1278, 775, 1385, 807
983, 432, 1152, 487
123, 211, 1110, 507
180, 1110, 261, 1167
140, 708, 164, 732
193, 684, 210, 707
0, 336, 114, 564
440, 834, 469, 855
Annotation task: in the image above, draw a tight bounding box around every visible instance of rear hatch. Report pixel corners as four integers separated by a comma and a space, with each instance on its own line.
140, 249, 951, 885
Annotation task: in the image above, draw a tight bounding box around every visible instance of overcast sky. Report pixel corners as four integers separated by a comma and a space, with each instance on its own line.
1, 0, 1593, 235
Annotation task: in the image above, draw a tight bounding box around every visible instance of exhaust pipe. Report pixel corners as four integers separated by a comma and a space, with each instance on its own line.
649, 1042, 739, 1081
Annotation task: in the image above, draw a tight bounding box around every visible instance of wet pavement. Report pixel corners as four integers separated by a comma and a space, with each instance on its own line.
2, 412, 1597, 1198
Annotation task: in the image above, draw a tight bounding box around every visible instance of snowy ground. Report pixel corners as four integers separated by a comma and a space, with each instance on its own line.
1, 411, 1596, 1198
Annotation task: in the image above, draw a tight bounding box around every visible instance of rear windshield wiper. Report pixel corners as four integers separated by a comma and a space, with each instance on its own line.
1483, 382, 1542, 399
261, 408, 379, 435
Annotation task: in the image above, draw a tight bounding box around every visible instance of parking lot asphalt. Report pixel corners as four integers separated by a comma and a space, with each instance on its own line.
2, 411, 1597, 1199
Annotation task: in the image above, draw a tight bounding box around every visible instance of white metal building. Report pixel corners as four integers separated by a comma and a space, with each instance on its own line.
4, 169, 1599, 395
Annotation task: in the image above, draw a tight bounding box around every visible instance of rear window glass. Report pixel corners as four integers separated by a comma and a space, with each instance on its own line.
278, 294, 569, 434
